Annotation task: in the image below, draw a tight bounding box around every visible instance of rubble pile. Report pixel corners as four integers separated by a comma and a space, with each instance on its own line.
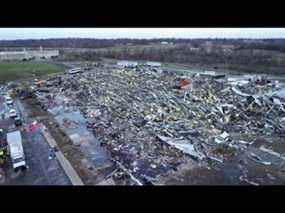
33, 67, 285, 184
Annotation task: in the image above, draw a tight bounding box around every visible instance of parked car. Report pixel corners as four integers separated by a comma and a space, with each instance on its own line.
9, 109, 17, 118
5, 96, 13, 106
14, 117, 22, 126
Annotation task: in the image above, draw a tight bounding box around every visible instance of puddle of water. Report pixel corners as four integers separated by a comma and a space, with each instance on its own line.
51, 106, 111, 167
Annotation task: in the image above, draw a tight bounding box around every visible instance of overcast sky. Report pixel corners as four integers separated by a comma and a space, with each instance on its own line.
0, 28, 285, 40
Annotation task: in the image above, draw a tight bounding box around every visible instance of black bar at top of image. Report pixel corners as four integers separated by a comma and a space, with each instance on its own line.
0, 2, 284, 27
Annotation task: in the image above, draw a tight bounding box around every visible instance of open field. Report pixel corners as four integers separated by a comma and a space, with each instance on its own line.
0, 61, 65, 83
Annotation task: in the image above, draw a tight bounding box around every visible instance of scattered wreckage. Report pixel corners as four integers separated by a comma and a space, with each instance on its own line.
28, 66, 285, 185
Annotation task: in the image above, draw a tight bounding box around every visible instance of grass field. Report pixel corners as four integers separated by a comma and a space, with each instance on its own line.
0, 61, 65, 83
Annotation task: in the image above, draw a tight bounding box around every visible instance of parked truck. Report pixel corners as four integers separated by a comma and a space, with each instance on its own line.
6, 130, 26, 170
68, 68, 82, 74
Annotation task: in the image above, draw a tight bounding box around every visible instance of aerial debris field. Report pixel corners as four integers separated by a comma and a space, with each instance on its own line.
16, 62, 284, 185
1, 61, 285, 185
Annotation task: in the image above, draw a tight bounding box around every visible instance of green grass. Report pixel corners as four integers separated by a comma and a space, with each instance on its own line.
0, 61, 65, 83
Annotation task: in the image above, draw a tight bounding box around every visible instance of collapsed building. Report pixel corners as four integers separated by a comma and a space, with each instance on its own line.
30, 65, 285, 185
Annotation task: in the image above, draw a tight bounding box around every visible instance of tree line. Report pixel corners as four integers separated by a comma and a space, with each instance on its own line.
1, 38, 285, 68
61, 43, 285, 67
1, 38, 285, 50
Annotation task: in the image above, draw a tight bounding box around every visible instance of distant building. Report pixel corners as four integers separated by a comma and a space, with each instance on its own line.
117, 61, 138, 68
189, 47, 200, 51
146, 61, 162, 67
161, 41, 168, 45
0, 47, 59, 61
220, 44, 236, 52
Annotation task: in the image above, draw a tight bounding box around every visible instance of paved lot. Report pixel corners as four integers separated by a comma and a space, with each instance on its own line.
0, 92, 71, 185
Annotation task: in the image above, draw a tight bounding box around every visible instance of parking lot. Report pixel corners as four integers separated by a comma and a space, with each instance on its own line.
0, 89, 71, 185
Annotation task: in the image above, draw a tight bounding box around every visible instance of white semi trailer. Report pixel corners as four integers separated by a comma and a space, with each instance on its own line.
68, 68, 82, 74
7, 130, 26, 170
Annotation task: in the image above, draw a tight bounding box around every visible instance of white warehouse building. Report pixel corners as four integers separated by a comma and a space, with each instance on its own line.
0, 47, 59, 61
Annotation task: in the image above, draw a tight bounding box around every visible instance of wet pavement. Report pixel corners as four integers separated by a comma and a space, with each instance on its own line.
52, 109, 110, 168
0, 91, 71, 185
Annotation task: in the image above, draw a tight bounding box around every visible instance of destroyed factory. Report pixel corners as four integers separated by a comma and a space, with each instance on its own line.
1, 61, 285, 185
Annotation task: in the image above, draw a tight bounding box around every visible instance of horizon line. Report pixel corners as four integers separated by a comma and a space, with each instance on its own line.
1, 37, 285, 41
